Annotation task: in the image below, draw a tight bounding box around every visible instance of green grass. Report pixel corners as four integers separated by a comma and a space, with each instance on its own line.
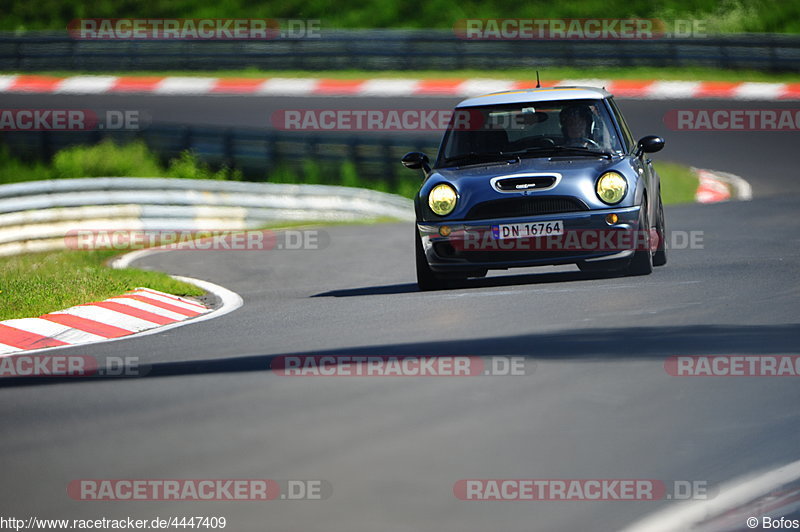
0, 141, 242, 185
7, 66, 800, 83
653, 160, 699, 204
0, 249, 204, 321
3, 0, 799, 33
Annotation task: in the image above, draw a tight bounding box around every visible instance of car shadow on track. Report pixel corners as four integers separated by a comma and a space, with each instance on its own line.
2, 323, 798, 388
313, 268, 621, 297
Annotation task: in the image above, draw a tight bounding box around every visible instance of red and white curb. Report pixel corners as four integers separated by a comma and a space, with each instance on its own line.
0, 288, 208, 355
694, 168, 753, 203
0, 277, 243, 356
1, 75, 799, 99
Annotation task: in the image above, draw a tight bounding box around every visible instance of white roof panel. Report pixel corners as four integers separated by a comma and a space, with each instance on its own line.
456, 86, 611, 108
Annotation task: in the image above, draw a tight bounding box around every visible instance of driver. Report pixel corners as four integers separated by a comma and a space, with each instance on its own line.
559, 104, 596, 148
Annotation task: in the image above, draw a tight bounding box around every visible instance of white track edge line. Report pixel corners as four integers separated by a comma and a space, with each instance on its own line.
620, 458, 800, 532
110, 247, 169, 269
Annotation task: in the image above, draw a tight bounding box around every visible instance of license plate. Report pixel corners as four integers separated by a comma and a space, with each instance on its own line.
492, 220, 564, 240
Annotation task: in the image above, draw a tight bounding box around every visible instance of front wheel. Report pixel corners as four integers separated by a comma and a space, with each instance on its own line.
624, 199, 654, 276
653, 194, 667, 267
415, 229, 452, 291
578, 200, 658, 276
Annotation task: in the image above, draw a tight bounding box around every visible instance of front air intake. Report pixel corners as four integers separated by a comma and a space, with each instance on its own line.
465, 196, 588, 220
494, 175, 557, 192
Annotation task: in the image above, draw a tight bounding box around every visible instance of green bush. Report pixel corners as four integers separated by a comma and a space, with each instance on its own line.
52, 139, 163, 178
166, 150, 243, 180
0, 140, 244, 184
0, 145, 51, 183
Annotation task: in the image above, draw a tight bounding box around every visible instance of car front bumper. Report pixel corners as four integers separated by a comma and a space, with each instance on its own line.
418, 206, 642, 272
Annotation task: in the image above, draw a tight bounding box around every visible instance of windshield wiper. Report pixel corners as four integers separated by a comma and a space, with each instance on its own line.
505, 146, 613, 159
443, 145, 612, 167
443, 152, 520, 167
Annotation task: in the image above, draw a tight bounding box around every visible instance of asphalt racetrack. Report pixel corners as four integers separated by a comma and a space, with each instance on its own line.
1, 92, 798, 531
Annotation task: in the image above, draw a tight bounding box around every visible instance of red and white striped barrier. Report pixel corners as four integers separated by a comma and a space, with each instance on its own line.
0, 288, 209, 355
1, 75, 799, 99
693, 168, 752, 204
695, 170, 732, 203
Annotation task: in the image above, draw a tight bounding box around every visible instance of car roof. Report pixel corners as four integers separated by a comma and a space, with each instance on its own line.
456, 86, 611, 108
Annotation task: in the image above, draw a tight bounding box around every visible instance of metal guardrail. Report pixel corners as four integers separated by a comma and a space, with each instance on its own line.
0, 126, 440, 183
0, 177, 414, 256
2, 31, 800, 71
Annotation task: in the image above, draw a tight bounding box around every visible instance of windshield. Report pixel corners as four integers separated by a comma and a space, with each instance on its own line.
436, 99, 624, 167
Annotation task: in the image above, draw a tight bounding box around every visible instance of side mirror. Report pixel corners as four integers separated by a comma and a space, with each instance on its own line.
636, 135, 665, 155
401, 152, 431, 174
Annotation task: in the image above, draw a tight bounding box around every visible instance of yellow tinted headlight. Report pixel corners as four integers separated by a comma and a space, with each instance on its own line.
428, 184, 458, 216
596, 172, 627, 204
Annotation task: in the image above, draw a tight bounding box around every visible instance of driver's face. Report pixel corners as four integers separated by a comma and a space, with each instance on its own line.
562, 113, 587, 139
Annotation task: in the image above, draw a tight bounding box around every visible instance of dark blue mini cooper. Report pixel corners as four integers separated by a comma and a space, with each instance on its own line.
402, 87, 667, 291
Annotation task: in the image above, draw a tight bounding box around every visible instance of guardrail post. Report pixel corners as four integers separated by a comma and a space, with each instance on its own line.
70, 38, 77, 69
768, 37, 778, 70
40, 131, 52, 161
720, 41, 730, 69
382, 139, 395, 186
223, 129, 235, 169
265, 132, 277, 173
347, 138, 360, 169
182, 127, 193, 153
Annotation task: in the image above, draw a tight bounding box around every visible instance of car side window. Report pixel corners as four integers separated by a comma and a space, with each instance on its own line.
608, 98, 637, 153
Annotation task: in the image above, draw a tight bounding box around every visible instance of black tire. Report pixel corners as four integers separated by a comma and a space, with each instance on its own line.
625, 198, 654, 276
415, 228, 452, 291
653, 194, 667, 267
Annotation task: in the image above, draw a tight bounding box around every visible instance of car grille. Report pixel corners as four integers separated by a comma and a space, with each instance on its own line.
494, 175, 557, 191
465, 196, 588, 221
